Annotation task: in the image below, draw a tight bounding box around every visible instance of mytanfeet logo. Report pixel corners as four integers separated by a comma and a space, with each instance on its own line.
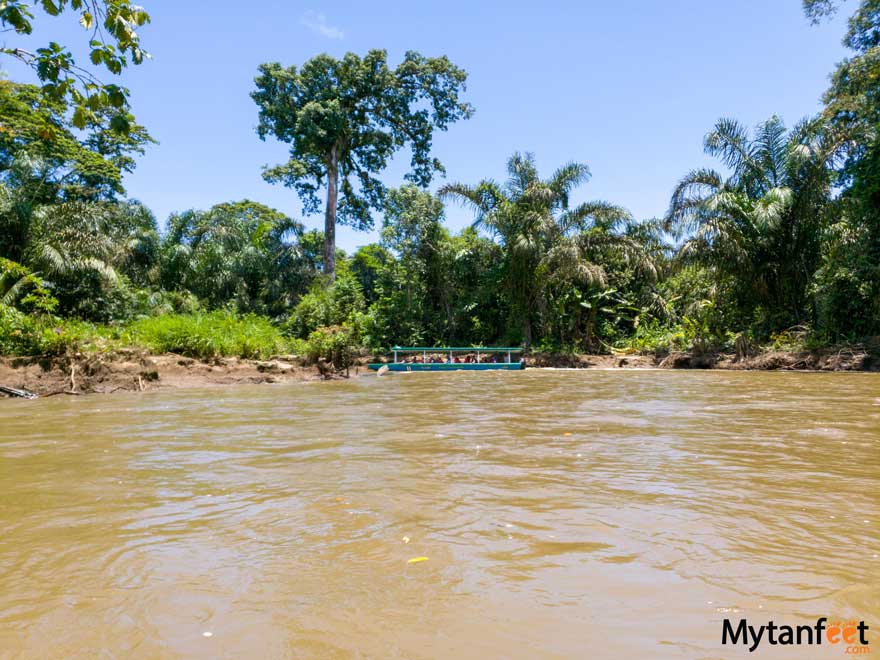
722, 617, 871, 654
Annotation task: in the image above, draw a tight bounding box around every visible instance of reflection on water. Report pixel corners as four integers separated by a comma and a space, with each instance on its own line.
0, 371, 878, 658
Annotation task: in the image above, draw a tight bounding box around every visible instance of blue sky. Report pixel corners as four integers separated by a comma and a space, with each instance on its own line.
5, 1, 849, 252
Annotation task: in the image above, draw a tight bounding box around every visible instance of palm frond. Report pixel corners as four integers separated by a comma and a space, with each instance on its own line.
751, 115, 789, 188
505, 152, 539, 197
562, 201, 632, 233
438, 181, 503, 227
548, 162, 591, 207
665, 168, 724, 237
705, 118, 758, 176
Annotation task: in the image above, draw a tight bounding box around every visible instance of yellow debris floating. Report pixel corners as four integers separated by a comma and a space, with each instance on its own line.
407, 557, 429, 564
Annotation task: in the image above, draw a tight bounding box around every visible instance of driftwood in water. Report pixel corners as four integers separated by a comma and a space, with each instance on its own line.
0, 384, 38, 399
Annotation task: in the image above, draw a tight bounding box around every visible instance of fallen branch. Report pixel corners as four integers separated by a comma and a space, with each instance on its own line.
0, 384, 38, 399
42, 389, 82, 397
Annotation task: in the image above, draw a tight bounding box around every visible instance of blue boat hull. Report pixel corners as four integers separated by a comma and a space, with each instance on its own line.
368, 362, 524, 371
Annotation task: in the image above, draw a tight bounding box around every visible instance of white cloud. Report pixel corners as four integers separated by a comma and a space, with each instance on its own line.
300, 10, 345, 40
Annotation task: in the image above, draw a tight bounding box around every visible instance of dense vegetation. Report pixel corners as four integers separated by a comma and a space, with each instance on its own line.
1, 1, 878, 367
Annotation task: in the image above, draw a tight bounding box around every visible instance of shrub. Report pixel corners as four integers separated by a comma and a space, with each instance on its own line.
0, 305, 118, 356
304, 324, 356, 370
0, 258, 58, 314
285, 274, 365, 338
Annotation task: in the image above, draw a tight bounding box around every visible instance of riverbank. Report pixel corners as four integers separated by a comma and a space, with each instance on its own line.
0, 351, 327, 397
2, 342, 877, 398
528, 343, 878, 371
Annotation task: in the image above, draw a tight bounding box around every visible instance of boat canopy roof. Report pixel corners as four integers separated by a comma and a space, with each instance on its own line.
391, 346, 522, 352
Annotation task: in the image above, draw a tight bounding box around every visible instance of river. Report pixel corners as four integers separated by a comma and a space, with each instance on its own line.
0, 370, 878, 658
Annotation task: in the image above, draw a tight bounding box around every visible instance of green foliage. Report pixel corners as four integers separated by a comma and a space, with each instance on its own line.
128, 312, 289, 360
807, 0, 880, 337
349, 243, 392, 304
6, 194, 159, 321
441, 152, 652, 349
768, 327, 811, 352
0, 81, 155, 323
304, 324, 356, 369
0, 81, 153, 201
1, 0, 151, 132
665, 115, 838, 336
0, 304, 53, 355
252, 49, 473, 276
285, 273, 365, 338
0, 257, 58, 313
159, 200, 309, 317
2, 8, 878, 361
619, 306, 734, 355
0, 303, 120, 356
811, 213, 880, 337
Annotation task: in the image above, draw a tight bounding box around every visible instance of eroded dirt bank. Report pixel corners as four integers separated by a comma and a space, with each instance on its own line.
526, 344, 877, 371
1, 343, 877, 399
0, 351, 331, 398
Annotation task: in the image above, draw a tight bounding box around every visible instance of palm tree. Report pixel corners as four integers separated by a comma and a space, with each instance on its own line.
159, 201, 308, 316
440, 152, 634, 349
665, 116, 840, 331
0, 175, 160, 319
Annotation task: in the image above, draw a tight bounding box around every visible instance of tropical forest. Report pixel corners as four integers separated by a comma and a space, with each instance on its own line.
1, 0, 878, 380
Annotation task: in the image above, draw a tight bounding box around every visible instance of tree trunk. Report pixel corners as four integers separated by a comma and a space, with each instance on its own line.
324, 147, 339, 280
585, 307, 597, 351
522, 315, 532, 352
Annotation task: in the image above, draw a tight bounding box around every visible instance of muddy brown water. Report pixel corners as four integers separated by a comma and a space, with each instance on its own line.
0, 370, 878, 659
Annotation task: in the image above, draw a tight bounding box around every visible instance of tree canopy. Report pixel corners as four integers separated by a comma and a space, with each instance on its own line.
665, 116, 839, 332
2, 5, 880, 363
441, 153, 645, 349
252, 49, 473, 278
1, 0, 151, 132
805, 0, 880, 335
0, 81, 152, 201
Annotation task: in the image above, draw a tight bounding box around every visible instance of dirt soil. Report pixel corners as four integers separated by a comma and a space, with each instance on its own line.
527, 344, 878, 372
0, 350, 333, 398
525, 353, 659, 369
2, 343, 876, 400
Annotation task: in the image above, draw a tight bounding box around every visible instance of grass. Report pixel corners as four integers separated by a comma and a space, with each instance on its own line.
127, 311, 290, 360
0, 308, 294, 360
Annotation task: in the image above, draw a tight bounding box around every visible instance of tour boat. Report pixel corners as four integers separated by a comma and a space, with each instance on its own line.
368, 346, 525, 371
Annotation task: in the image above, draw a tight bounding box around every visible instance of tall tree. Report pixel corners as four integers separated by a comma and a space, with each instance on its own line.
251, 49, 473, 279
805, 0, 880, 335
